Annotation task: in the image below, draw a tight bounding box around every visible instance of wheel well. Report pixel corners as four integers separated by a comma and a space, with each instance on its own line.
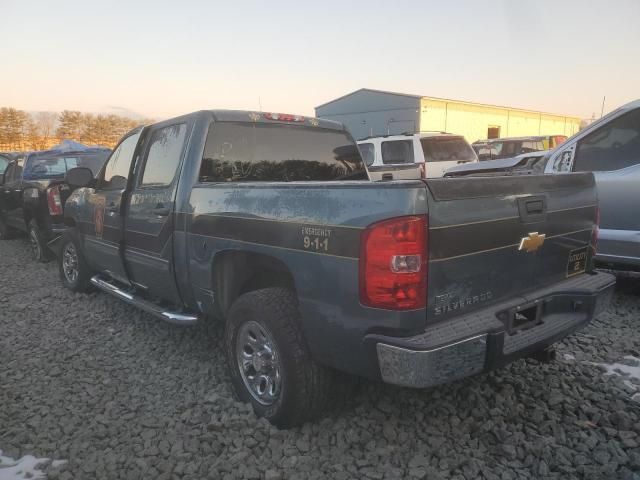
212, 251, 296, 318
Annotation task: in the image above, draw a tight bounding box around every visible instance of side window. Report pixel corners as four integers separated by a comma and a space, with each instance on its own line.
358, 143, 375, 166
5, 158, 25, 182
140, 123, 187, 187
101, 132, 141, 190
3, 162, 15, 182
574, 109, 640, 172
381, 140, 414, 164
521, 141, 538, 153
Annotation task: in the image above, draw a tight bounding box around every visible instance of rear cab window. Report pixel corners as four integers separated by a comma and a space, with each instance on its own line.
421, 137, 476, 162
381, 140, 414, 165
24, 151, 110, 181
199, 122, 366, 182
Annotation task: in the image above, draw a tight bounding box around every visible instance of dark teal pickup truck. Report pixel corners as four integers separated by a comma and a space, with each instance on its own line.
56, 110, 615, 427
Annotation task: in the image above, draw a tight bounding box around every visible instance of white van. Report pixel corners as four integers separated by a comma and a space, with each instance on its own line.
358, 132, 478, 180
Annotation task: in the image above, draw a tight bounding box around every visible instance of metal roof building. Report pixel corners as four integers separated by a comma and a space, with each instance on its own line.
315, 88, 581, 142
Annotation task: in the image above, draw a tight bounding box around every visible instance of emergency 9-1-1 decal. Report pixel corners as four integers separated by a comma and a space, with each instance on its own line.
188, 214, 361, 259
301, 226, 331, 253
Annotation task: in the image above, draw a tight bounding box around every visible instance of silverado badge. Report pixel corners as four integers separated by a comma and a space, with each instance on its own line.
519, 232, 546, 252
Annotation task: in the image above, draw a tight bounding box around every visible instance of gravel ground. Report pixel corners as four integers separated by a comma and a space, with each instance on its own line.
1, 238, 639, 480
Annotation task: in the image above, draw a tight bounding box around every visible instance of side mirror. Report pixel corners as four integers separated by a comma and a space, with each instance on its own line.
66, 167, 94, 188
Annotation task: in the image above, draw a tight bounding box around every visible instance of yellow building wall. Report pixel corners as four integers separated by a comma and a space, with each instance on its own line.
420, 98, 580, 143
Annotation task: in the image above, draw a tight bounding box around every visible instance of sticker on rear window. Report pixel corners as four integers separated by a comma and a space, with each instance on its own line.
567, 246, 588, 277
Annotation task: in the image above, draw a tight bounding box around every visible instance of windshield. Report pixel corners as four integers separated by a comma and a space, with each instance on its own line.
421, 136, 477, 162
23, 151, 110, 180
199, 122, 367, 182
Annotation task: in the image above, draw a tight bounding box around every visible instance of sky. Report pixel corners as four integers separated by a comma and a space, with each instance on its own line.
1, 0, 639, 121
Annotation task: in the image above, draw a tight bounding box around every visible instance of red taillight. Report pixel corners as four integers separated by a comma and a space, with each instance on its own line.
591, 207, 600, 254
359, 215, 428, 310
47, 186, 63, 216
263, 112, 305, 122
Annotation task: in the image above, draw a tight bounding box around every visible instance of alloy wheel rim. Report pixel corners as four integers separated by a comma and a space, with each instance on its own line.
62, 243, 79, 283
236, 320, 282, 405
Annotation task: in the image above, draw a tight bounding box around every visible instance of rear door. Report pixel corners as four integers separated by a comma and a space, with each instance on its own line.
82, 130, 142, 283
425, 173, 597, 323
123, 120, 190, 305
420, 136, 477, 177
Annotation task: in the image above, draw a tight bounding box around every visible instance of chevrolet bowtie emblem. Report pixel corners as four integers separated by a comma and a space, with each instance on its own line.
519, 232, 546, 252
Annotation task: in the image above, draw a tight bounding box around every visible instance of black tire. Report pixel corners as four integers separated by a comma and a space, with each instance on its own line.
225, 287, 345, 428
0, 214, 16, 240
58, 231, 93, 293
28, 219, 51, 263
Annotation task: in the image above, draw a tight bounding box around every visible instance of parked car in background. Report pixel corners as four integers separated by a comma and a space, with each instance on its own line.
54, 109, 613, 427
446, 99, 640, 271
358, 132, 477, 180
473, 135, 567, 161
0, 142, 110, 261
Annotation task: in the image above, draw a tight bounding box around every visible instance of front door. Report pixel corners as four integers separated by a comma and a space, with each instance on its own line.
123, 121, 189, 305
1, 158, 25, 230
82, 130, 142, 283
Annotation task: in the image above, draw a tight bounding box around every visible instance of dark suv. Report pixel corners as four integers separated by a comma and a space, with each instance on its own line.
0, 143, 110, 261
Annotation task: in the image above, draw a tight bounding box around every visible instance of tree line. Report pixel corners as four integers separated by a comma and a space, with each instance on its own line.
0, 107, 151, 152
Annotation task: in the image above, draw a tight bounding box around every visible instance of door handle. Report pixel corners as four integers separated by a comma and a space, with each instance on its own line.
152, 204, 170, 216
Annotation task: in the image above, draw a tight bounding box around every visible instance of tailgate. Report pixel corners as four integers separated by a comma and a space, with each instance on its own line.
367, 164, 421, 181
425, 173, 597, 323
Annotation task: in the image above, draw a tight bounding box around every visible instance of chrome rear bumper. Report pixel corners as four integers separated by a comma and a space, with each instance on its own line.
372, 272, 616, 388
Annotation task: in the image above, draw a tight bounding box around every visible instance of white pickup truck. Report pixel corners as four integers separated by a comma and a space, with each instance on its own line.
358, 132, 478, 181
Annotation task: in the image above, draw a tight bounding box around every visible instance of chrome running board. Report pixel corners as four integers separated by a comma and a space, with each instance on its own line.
90, 275, 199, 325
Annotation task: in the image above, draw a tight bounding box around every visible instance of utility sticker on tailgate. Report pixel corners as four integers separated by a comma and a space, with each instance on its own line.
567, 246, 588, 277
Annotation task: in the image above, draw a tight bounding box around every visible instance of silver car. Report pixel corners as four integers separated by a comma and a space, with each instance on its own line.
543, 100, 640, 270
445, 99, 640, 271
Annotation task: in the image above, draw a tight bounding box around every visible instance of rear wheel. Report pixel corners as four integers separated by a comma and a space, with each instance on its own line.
225, 287, 346, 428
58, 232, 93, 292
28, 220, 51, 263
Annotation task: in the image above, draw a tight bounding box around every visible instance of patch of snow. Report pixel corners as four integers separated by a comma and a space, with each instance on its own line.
595, 355, 640, 381
587, 356, 640, 402
0, 450, 65, 480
